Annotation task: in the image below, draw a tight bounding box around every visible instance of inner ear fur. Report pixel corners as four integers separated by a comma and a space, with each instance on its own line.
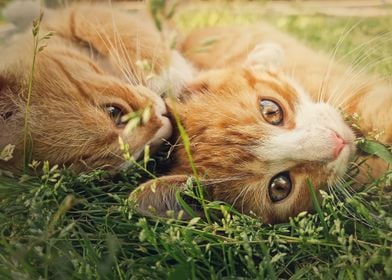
130, 175, 205, 219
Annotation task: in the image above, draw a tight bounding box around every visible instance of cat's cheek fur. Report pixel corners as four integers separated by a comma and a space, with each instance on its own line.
258, 89, 355, 177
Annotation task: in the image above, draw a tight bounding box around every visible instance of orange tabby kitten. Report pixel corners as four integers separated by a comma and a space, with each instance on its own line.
0, 3, 193, 172
1, 3, 390, 224
133, 24, 391, 224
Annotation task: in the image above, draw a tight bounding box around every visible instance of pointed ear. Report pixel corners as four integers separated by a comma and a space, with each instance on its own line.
130, 175, 204, 219
243, 42, 284, 72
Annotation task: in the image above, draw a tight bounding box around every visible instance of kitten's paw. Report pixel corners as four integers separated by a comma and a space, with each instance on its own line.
130, 175, 198, 219
244, 42, 284, 72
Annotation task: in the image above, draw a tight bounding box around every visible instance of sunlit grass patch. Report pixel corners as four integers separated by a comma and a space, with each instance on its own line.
176, 5, 392, 77
269, 15, 392, 76
0, 12, 4, 24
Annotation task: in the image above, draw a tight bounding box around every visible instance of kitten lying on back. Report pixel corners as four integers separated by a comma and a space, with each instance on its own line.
133, 24, 391, 224
0, 3, 193, 172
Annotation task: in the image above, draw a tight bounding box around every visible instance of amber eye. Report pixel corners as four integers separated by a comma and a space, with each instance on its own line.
259, 99, 283, 125
104, 105, 126, 126
268, 172, 292, 202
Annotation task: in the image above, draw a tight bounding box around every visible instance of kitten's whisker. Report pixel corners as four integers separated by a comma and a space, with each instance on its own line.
334, 175, 374, 211
237, 184, 253, 214
335, 31, 392, 67
328, 178, 372, 226
319, 21, 362, 103
106, 5, 143, 84
91, 26, 137, 85
330, 55, 392, 108
328, 35, 392, 107
325, 27, 391, 107
204, 177, 249, 190
87, 11, 143, 86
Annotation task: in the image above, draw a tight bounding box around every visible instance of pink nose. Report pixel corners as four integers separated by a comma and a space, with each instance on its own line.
332, 132, 346, 159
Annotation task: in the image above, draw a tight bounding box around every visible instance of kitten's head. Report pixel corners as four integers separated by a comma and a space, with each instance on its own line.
171, 68, 356, 223
0, 42, 171, 172
134, 65, 356, 224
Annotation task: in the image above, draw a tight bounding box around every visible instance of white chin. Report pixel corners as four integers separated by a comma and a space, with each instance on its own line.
149, 115, 173, 148
119, 116, 172, 171
327, 145, 353, 182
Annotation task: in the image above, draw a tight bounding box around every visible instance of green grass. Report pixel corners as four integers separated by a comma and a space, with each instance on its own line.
0, 162, 391, 279
1, 4, 392, 279
176, 6, 392, 76
268, 15, 392, 77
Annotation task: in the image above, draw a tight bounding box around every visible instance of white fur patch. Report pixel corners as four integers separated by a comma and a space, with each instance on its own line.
147, 50, 195, 98
119, 86, 173, 170
256, 79, 355, 179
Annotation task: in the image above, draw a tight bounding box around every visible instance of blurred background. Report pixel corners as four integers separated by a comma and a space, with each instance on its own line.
1, 0, 391, 76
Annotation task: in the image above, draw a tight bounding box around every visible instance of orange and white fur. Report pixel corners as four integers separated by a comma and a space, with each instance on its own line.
1, 3, 390, 223
134, 25, 392, 224
1, 2, 193, 172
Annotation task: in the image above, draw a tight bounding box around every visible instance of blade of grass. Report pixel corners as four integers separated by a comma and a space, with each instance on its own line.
306, 178, 329, 238
170, 100, 211, 224
357, 139, 392, 165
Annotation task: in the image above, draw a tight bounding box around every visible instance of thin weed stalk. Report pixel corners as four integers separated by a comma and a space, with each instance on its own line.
23, 11, 53, 172
170, 100, 211, 224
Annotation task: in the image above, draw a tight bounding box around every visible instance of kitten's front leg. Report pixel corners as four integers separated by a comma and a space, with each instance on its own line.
348, 84, 392, 145
347, 84, 392, 186
130, 175, 204, 218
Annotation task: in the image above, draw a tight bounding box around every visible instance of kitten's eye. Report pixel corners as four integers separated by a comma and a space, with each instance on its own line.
104, 105, 126, 126
259, 99, 283, 125
268, 172, 292, 202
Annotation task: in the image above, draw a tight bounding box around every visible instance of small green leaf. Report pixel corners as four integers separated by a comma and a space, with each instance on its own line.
306, 179, 329, 237
188, 217, 201, 226
357, 139, 392, 164
175, 191, 197, 218
38, 45, 47, 52
0, 144, 15, 162
143, 145, 150, 169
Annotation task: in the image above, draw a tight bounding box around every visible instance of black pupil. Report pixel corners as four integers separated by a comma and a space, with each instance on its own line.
105, 106, 124, 125
268, 172, 292, 203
